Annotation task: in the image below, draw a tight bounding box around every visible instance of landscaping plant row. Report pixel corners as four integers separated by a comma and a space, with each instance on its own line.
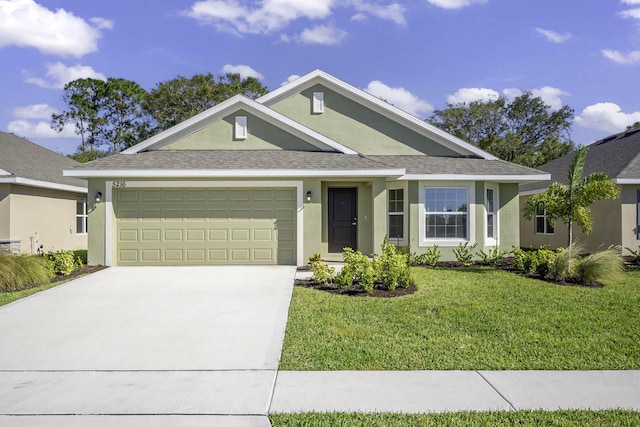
0, 250, 86, 292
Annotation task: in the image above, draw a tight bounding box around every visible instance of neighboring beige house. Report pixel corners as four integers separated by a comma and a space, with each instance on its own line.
65, 70, 548, 266
0, 132, 88, 254
520, 128, 640, 254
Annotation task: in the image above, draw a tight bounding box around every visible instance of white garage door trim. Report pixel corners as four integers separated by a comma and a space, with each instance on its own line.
104, 180, 304, 266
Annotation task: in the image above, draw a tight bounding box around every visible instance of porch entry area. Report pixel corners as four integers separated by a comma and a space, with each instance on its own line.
328, 187, 358, 253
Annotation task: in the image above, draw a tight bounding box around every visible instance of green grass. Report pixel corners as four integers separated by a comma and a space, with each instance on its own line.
280, 268, 640, 370
0, 275, 82, 307
270, 410, 640, 426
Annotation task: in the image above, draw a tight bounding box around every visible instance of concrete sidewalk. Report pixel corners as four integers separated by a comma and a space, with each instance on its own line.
270, 370, 640, 413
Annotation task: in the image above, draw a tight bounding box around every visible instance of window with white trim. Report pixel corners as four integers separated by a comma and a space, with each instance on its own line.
76, 199, 88, 234
486, 187, 496, 242
425, 187, 468, 239
312, 92, 324, 114
388, 188, 405, 243
535, 203, 554, 234
234, 116, 247, 140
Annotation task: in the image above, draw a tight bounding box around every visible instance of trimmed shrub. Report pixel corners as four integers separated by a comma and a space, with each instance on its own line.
0, 254, 51, 292
45, 250, 81, 276
424, 245, 442, 267
311, 260, 336, 285
453, 242, 477, 266
375, 239, 411, 291
477, 247, 505, 265
573, 248, 624, 285
336, 247, 375, 293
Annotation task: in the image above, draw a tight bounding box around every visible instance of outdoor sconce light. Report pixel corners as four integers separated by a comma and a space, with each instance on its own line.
306, 191, 312, 202
95, 191, 102, 203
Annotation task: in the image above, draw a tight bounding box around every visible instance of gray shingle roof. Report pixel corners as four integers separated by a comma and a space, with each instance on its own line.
521, 128, 640, 192
367, 155, 546, 176
0, 132, 87, 189
68, 150, 547, 181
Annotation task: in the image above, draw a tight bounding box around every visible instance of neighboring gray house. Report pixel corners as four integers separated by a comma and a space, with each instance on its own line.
520, 128, 640, 254
0, 132, 88, 254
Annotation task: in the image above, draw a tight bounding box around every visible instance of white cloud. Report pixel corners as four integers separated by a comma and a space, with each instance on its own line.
575, 102, 640, 133
221, 64, 264, 80
351, 1, 406, 25
89, 17, 114, 29
281, 74, 301, 86
0, 0, 110, 57
502, 88, 522, 101
7, 119, 77, 139
299, 24, 348, 45
602, 49, 640, 64
535, 27, 572, 44
365, 80, 433, 117
12, 104, 57, 119
531, 86, 571, 110
426, 0, 487, 10
185, 0, 406, 36
447, 88, 500, 104
24, 62, 106, 89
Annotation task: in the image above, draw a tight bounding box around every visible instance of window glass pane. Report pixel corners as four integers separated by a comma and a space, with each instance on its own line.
536, 217, 545, 233
76, 200, 84, 215
389, 215, 403, 239
77, 217, 84, 234
486, 189, 494, 213
547, 221, 554, 234
487, 214, 494, 238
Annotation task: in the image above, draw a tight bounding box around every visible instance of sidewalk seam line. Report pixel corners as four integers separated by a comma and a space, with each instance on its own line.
267, 369, 279, 415
476, 371, 516, 411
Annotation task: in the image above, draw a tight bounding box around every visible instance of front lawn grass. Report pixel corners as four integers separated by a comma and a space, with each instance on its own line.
279, 268, 640, 370
270, 410, 640, 426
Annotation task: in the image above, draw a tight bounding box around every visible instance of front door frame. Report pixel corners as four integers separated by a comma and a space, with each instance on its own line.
327, 186, 358, 252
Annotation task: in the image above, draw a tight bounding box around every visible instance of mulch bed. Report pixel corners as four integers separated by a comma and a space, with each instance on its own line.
50, 265, 108, 283
294, 276, 417, 298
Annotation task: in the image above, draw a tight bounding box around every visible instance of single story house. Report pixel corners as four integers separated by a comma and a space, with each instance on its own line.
65, 70, 548, 266
520, 128, 640, 254
0, 132, 88, 254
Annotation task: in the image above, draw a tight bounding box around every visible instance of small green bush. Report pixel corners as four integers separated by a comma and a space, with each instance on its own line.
336, 247, 375, 293
512, 247, 559, 278
0, 254, 51, 292
311, 260, 336, 285
45, 250, 81, 276
625, 246, 640, 264
477, 246, 505, 265
452, 242, 477, 266
573, 248, 624, 285
73, 249, 88, 265
375, 239, 411, 291
307, 252, 322, 264
424, 245, 442, 267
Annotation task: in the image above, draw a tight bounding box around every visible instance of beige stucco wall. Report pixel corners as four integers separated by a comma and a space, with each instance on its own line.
621, 185, 640, 254
6, 184, 87, 254
519, 193, 624, 252
163, 109, 318, 151
269, 85, 459, 156
0, 184, 10, 239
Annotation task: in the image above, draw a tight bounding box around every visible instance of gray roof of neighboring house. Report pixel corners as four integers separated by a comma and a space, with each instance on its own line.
67, 150, 547, 180
0, 132, 87, 189
521, 128, 640, 193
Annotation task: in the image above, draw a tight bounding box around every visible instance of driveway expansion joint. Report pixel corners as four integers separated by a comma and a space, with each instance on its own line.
475, 370, 516, 411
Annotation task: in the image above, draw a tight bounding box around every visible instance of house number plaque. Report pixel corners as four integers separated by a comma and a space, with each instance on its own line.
112, 180, 127, 188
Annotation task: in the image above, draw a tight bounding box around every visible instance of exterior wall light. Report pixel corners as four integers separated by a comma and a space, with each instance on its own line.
95, 191, 102, 203
306, 191, 312, 202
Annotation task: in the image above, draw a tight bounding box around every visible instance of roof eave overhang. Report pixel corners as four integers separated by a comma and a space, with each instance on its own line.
398, 173, 552, 183
615, 178, 640, 184
0, 176, 87, 193
64, 169, 406, 179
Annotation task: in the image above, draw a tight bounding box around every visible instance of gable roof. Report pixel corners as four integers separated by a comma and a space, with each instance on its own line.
257, 69, 498, 161
0, 132, 87, 193
521, 128, 640, 193
122, 94, 357, 155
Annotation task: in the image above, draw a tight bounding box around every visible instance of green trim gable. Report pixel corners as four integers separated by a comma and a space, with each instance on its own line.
162, 109, 320, 151
269, 84, 459, 156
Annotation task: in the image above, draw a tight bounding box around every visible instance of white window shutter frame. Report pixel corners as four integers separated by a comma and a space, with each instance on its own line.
235, 116, 247, 140
312, 92, 324, 114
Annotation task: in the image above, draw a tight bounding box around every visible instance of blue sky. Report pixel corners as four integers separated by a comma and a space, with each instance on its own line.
1, 0, 640, 155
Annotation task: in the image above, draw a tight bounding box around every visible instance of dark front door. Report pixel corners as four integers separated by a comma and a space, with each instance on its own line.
328, 187, 357, 252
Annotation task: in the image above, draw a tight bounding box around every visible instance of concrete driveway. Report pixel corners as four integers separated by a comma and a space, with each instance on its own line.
0, 266, 295, 426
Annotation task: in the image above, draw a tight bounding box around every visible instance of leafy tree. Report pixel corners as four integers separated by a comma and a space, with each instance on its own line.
52, 77, 150, 155
51, 78, 105, 153
428, 93, 575, 168
67, 146, 108, 163
627, 121, 640, 131
143, 72, 269, 132
523, 146, 620, 247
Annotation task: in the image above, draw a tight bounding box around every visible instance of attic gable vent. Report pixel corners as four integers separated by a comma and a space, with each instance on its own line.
234, 116, 247, 140
312, 92, 324, 114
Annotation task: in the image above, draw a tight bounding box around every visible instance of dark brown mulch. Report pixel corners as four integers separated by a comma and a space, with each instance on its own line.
294, 278, 417, 298
51, 265, 108, 283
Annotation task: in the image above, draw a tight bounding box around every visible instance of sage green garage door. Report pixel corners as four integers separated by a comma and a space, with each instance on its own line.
115, 187, 297, 265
